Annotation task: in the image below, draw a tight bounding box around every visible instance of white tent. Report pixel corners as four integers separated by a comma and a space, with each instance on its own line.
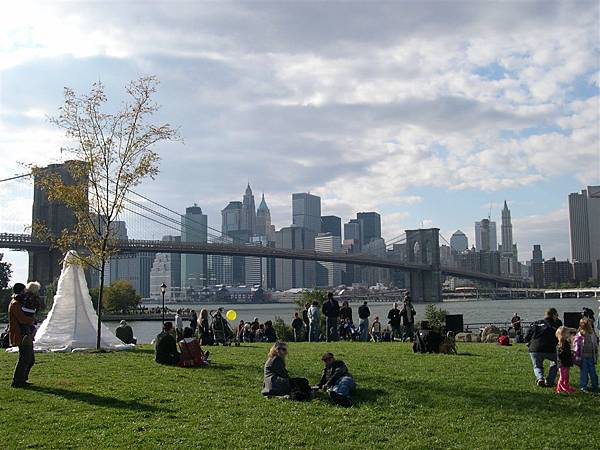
34, 250, 133, 352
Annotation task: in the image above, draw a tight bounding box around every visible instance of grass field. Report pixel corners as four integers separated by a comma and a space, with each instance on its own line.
1, 342, 598, 449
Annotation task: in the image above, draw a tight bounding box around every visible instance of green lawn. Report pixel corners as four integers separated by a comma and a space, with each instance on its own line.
0, 342, 598, 449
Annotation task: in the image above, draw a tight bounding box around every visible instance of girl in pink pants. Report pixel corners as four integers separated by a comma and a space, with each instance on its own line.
555, 326, 576, 394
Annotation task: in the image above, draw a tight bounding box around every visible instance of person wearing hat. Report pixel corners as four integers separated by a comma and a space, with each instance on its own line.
313, 352, 355, 407
8, 283, 35, 388
115, 320, 136, 345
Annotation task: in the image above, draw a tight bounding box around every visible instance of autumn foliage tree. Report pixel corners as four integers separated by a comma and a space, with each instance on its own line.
32, 77, 180, 349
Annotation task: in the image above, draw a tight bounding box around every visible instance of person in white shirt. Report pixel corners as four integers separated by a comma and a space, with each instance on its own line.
174, 309, 184, 341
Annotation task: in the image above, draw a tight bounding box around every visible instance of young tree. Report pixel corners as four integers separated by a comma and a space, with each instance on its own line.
32, 77, 180, 349
103, 280, 141, 313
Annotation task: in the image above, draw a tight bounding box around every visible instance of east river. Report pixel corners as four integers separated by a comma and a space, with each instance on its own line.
104, 297, 599, 344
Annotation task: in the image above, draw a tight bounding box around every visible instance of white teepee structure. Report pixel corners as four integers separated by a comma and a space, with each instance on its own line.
35, 250, 132, 352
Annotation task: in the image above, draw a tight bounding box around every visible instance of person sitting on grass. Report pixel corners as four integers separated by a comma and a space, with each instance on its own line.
178, 327, 209, 367
313, 352, 355, 407
115, 320, 137, 345
263, 320, 277, 343
497, 330, 511, 346
371, 317, 382, 342
155, 322, 180, 365
262, 341, 291, 396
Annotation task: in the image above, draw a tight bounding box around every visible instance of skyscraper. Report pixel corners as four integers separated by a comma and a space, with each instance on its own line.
569, 186, 600, 279
357, 212, 381, 245
344, 219, 362, 250
292, 193, 321, 234
450, 230, 468, 252
532, 244, 543, 264
500, 201, 518, 274
150, 235, 182, 300
256, 193, 275, 241
241, 183, 257, 235
321, 215, 342, 237
181, 204, 208, 289
315, 233, 342, 287
475, 219, 497, 251
222, 201, 242, 235
275, 226, 316, 290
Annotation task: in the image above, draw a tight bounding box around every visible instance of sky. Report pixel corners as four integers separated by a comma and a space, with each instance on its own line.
0, 0, 599, 283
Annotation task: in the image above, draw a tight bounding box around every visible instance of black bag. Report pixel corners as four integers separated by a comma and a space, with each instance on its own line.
289, 377, 312, 401
1, 327, 9, 348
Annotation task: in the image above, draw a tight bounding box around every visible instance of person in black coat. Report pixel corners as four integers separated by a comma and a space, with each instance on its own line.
155, 322, 180, 365
322, 292, 340, 342
263, 320, 277, 343
387, 302, 401, 340
525, 308, 563, 387
262, 342, 291, 396
302, 303, 310, 341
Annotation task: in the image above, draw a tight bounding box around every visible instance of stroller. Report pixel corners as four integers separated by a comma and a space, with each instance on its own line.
210, 310, 237, 346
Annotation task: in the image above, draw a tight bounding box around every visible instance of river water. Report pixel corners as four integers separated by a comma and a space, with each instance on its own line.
105, 297, 599, 344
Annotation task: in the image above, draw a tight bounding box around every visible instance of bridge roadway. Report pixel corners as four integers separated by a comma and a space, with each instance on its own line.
0, 233, 522, 286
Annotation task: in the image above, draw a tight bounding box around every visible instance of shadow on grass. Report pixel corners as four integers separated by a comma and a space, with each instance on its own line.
354, 387, 387, 405
398, 379, 598, 415
29, 386, 165, 412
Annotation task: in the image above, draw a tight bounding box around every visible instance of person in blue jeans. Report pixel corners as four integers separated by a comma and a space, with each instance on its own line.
313, 352, 355, 407
573, 318, 599, 393
524, 308, 562, 387
358, 301, 371, 342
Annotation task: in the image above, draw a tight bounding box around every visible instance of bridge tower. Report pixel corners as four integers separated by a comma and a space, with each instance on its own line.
405, 228, 442, 303
29, 162, 80, 285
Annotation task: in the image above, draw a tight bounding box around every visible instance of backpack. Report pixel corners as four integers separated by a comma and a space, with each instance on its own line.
289, 377, 312, 401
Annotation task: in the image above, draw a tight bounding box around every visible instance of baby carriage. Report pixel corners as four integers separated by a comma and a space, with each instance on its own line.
211, 310, 236, 346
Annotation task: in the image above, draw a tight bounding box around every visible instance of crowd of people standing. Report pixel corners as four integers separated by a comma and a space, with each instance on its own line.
295, 292, 417, 343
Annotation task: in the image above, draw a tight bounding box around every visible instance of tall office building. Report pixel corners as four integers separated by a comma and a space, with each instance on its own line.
222, 201, 242, 234
181, 204, 208, 289
292, 193, 321, 233
450, 230, 468, 253
475, 219, 497, 251
275, 226, 316, 290
321, 215, 342, 238
500, 201, 518, 274
569, 186, 600, 279
344, 219, 362, 250
241, 183, 257, 235
149, 235, 182, 301
256, 194, 275, 241
315, 233, 342, 287
357, 212, 381, 245
208, 235, 233, 286
532, 244, 543, 263
532, 245, 544, 288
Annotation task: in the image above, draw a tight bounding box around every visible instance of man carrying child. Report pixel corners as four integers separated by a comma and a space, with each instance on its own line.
8, 282, 38, 388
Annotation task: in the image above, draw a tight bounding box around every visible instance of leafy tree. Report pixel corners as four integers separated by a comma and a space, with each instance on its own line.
295, 288, 327, 312
0, 253, 12, 290
273, 317, 294, 342
32, 77, 180, 349
103, 280, 141, 313
425, 304, 447, 331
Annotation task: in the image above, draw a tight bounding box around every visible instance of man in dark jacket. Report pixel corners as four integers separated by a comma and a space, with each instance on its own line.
322, 292, 340, 342
302, 303, 310, 341
387, 302, 401, 340
9, 283, 35, 388
525, 308, 562, 387
155, 322, 180, 365
314, 352, 355, 407
400, 294, 417, 342
358, 301, 371, 341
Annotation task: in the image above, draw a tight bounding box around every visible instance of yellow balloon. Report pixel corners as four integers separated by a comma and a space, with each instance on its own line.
226, 309, 237, 321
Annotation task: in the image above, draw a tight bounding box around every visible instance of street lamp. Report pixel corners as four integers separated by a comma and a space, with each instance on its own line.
160, 283, 167, 326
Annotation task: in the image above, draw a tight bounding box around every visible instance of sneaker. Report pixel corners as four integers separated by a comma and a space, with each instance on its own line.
536, 378, 546, 387
581, 388, 590, 393
11, 382, 29, 389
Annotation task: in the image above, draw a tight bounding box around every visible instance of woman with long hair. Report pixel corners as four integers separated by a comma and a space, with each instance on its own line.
261, 341, 291, 396
198, 309, 213, 346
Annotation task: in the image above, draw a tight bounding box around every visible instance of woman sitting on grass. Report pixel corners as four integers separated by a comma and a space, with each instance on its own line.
178, 327, 209, 367
261, 341, 291, 396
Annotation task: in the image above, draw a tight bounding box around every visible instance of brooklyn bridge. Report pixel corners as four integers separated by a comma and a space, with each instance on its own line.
0, 166, 524, 303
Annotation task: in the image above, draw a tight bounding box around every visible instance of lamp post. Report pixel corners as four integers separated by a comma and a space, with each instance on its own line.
160, 283, 167, 326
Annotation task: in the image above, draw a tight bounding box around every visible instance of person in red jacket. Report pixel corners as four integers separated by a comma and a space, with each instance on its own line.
8, 283, 36, 388
497, 329, 511, 346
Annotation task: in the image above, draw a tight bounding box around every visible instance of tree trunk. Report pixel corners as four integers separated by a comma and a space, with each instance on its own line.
96, 258, 106, 350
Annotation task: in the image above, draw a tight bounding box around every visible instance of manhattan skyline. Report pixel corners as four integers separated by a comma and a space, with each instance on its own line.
1, 1, 599, 281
